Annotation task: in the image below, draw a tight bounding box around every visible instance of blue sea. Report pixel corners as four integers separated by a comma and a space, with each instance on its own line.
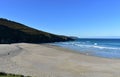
52, 38, 120, 59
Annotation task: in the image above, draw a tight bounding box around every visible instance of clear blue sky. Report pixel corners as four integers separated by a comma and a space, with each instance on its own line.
0, 0, 120, 38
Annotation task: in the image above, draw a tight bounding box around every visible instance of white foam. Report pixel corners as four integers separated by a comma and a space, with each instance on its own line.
69, 42, 120, 50
94, 43, 97, 45
54, 41, 120, 50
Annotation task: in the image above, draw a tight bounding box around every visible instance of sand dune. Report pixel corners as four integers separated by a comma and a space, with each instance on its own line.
0, 43, 120, 77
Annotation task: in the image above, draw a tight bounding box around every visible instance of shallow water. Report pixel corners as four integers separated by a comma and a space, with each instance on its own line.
52, 38, 120, 59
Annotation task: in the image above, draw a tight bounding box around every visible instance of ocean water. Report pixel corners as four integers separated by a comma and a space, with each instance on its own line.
52, 39, 120, 59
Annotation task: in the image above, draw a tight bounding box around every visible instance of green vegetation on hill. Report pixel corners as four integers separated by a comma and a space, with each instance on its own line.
0, 18, 73, 44
0, 72, 31, 77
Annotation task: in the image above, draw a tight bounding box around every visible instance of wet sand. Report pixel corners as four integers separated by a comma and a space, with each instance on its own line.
0, 43, 120, 77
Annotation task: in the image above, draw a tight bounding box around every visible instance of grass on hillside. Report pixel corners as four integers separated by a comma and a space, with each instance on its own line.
0, 18, 73, 44
0, 72, 31, 77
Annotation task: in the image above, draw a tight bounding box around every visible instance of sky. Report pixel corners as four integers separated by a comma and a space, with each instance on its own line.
0, 0, 120, 38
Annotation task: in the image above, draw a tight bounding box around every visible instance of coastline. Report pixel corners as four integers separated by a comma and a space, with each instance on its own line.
43, 43, 120, 60
0, 43, 120, 77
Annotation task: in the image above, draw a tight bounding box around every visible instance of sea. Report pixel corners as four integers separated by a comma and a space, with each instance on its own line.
52, 38, 120, 59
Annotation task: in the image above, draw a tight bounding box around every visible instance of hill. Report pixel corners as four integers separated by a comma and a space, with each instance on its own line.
0, 18, 73, 44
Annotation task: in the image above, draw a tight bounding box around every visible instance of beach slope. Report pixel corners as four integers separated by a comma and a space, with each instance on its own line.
0, 43, 120, 77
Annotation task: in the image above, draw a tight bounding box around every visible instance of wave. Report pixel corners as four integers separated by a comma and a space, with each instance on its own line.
53, 40, 120, 58
59, 42, 120, 50
52, 41, 120, 58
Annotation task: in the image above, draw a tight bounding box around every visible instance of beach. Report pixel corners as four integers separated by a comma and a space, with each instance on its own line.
0, 43, 120, 77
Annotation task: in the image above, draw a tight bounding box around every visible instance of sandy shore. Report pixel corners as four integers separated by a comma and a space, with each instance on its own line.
0, 43, 120, 77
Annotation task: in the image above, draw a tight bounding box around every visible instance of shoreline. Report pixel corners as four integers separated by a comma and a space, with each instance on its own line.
43, 43, 120, 60
0, 43, 120, 77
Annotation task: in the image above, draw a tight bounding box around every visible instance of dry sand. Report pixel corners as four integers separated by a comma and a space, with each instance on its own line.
0, 43, 120, 77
